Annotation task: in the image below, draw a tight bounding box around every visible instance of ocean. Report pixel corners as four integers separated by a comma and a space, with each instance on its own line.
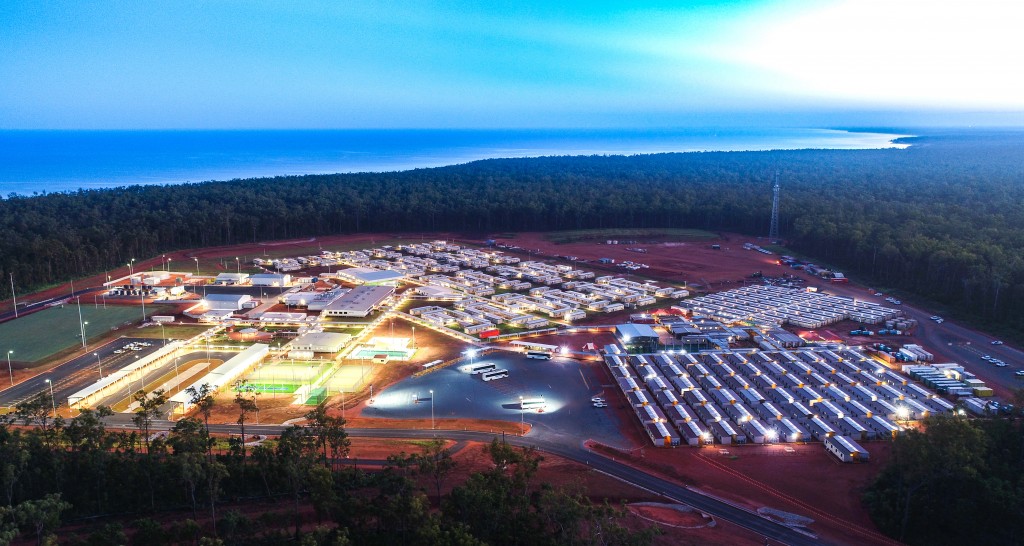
0, 128, 910, 196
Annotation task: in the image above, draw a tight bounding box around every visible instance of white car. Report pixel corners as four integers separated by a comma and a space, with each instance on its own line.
992, 340, 1004, 345
929, 316, 941, 321
982, 355, 993, 361
591, 396, 605, 403
997, 362, 1008, 367
1014, 371, 1024, 377
593, 402, 608, 408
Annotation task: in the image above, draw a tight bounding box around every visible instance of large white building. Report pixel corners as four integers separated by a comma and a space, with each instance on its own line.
250, 273, 291, 287
336, 267, 405, 285
214, 273, 250, 285
204, 293, 252, 311
321, 285, 395, 317
288, 332, 352, 353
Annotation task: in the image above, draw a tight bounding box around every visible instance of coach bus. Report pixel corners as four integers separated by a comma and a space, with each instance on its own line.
526, 350, 553, 360
481, 369, 509, 381
469, 362, 497, 374
519, 397, 547, 410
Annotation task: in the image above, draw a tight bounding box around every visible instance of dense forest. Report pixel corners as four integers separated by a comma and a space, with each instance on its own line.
3, 130, 1024, 335
0, 393, 653, 545
864, 410, 1024, 545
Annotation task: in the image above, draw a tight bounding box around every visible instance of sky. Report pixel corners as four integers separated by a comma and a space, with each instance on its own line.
1, 0, 1023, 129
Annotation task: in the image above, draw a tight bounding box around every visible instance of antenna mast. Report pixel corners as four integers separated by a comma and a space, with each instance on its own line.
769, 171, 780, 243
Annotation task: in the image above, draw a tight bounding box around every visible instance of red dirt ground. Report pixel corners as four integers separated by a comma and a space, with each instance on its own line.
478, 232, 790, 289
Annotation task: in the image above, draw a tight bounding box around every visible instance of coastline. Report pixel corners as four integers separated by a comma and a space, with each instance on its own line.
0, 128, 911, 196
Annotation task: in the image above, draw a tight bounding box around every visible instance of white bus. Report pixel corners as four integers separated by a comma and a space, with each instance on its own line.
520, 397, 547, 410
526, 350, 553, 360
422, 359, 443, 369
469, 362, 497, 374
481, 369, 509, 381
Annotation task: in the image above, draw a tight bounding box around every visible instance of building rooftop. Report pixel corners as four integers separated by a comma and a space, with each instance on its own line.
615, 323, 660, 339
338, 267, 405, 284
324, 285, 395, 314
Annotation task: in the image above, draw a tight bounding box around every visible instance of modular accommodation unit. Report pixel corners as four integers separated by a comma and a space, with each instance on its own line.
711, 420, 740, 444
824, 435, 870, 463
627, 390, 649, 407
742, 418, 771, 444
670, 376, 696, 394
683, 389, 708, 407
679, 419, 707, 446
756, 402, 784, 421
808, 416, 836, 439
779, 418, 810, 442
739, 388, 765, 405
790, 401, 814, 420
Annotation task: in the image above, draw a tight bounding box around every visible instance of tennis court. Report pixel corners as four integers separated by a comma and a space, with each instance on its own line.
0, 304, 168, 364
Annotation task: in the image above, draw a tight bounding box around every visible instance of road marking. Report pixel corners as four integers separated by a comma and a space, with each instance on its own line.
579, 368, 590, 390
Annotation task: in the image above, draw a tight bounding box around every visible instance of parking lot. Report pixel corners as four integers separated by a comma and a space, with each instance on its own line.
361, 352, 637, 449
0, 337, 164, 411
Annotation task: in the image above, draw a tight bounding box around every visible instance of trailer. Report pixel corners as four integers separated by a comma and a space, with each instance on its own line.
824, 435, 870, 463
808, 416, 836, 440
742, 418, 772, 444
779, 418, 810, 442
755, 402, 784, 421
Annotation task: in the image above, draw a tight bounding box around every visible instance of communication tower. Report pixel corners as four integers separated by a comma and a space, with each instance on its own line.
768, 171, 780, 243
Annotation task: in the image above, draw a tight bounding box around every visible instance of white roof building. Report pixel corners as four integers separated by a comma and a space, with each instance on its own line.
214, 273, 250, 285
250, 273, 291, 287
204, 293, 252, 311
288, 332, 352, 353
321, 285, 395, 317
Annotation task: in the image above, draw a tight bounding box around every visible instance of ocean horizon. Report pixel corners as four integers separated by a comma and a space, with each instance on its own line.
0, 128, 910, 196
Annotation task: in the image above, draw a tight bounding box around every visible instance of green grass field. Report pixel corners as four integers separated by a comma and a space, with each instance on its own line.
0, 304, 171, 364
544, 228, 717, 244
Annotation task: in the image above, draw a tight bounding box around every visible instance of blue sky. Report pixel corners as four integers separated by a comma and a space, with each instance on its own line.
1, 0, 1022, 128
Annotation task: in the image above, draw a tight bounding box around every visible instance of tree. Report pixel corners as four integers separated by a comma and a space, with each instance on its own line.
185, 383, 216, 457
304, 402, 350, 470
132, 389, 167, 453
14, 494, 71, 546
233, 388, 259, 464
415, 438, 457, 505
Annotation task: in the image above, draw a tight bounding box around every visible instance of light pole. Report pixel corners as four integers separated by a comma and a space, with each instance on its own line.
429, 389, 434, 430
129, 258, 135, 277
519, 396, 524, 435
193, 257, 199, 276
94, 352, 103, 379
140, 290, 146, 322
235, 257, 240, 274
82, 321, 89, 348
6, 351, 13, 386
167, 258, 172, 272
158, 322, 166, 346
9, 273, 17, 318
412, 326, 416, 348
45, 379, 56, 417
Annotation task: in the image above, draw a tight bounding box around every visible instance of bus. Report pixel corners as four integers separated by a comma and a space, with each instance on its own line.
520, 397, 547, 410
422, 359, 443, 369
526, 350, 553, 360
468, 362, 497, 374
481, 369, 509, 381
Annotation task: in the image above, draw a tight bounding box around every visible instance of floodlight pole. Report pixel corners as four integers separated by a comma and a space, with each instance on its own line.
6, 351, 13, 386
45, 379, 56, 417
94, 352, 103, 379
9, 273, 17, 318
429, 389, 434, 430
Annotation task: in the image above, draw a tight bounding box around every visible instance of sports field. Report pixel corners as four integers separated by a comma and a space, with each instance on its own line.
0, 304, 169, 364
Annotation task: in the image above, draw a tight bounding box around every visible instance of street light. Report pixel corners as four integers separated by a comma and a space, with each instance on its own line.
519, 396, 524, 435
6, 351, 13, 386
45, 379, 56, 417
236, 257, 240, 274
94, 352, 103, 379
429, 389, 435, 430
193, 257, 199, 276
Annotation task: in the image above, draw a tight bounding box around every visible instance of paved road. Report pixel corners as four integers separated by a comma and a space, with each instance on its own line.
820, 282, 1023, 398
0, 337, 161, 409
103, 415, 823, 546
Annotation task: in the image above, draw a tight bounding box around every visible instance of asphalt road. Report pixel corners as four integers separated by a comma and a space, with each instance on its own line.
104, 416, 823, 546
0, 337, 162, 410
820, 282, 1024, 398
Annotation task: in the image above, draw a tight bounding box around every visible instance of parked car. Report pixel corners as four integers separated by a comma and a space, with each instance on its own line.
992, 340, 1004, 345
